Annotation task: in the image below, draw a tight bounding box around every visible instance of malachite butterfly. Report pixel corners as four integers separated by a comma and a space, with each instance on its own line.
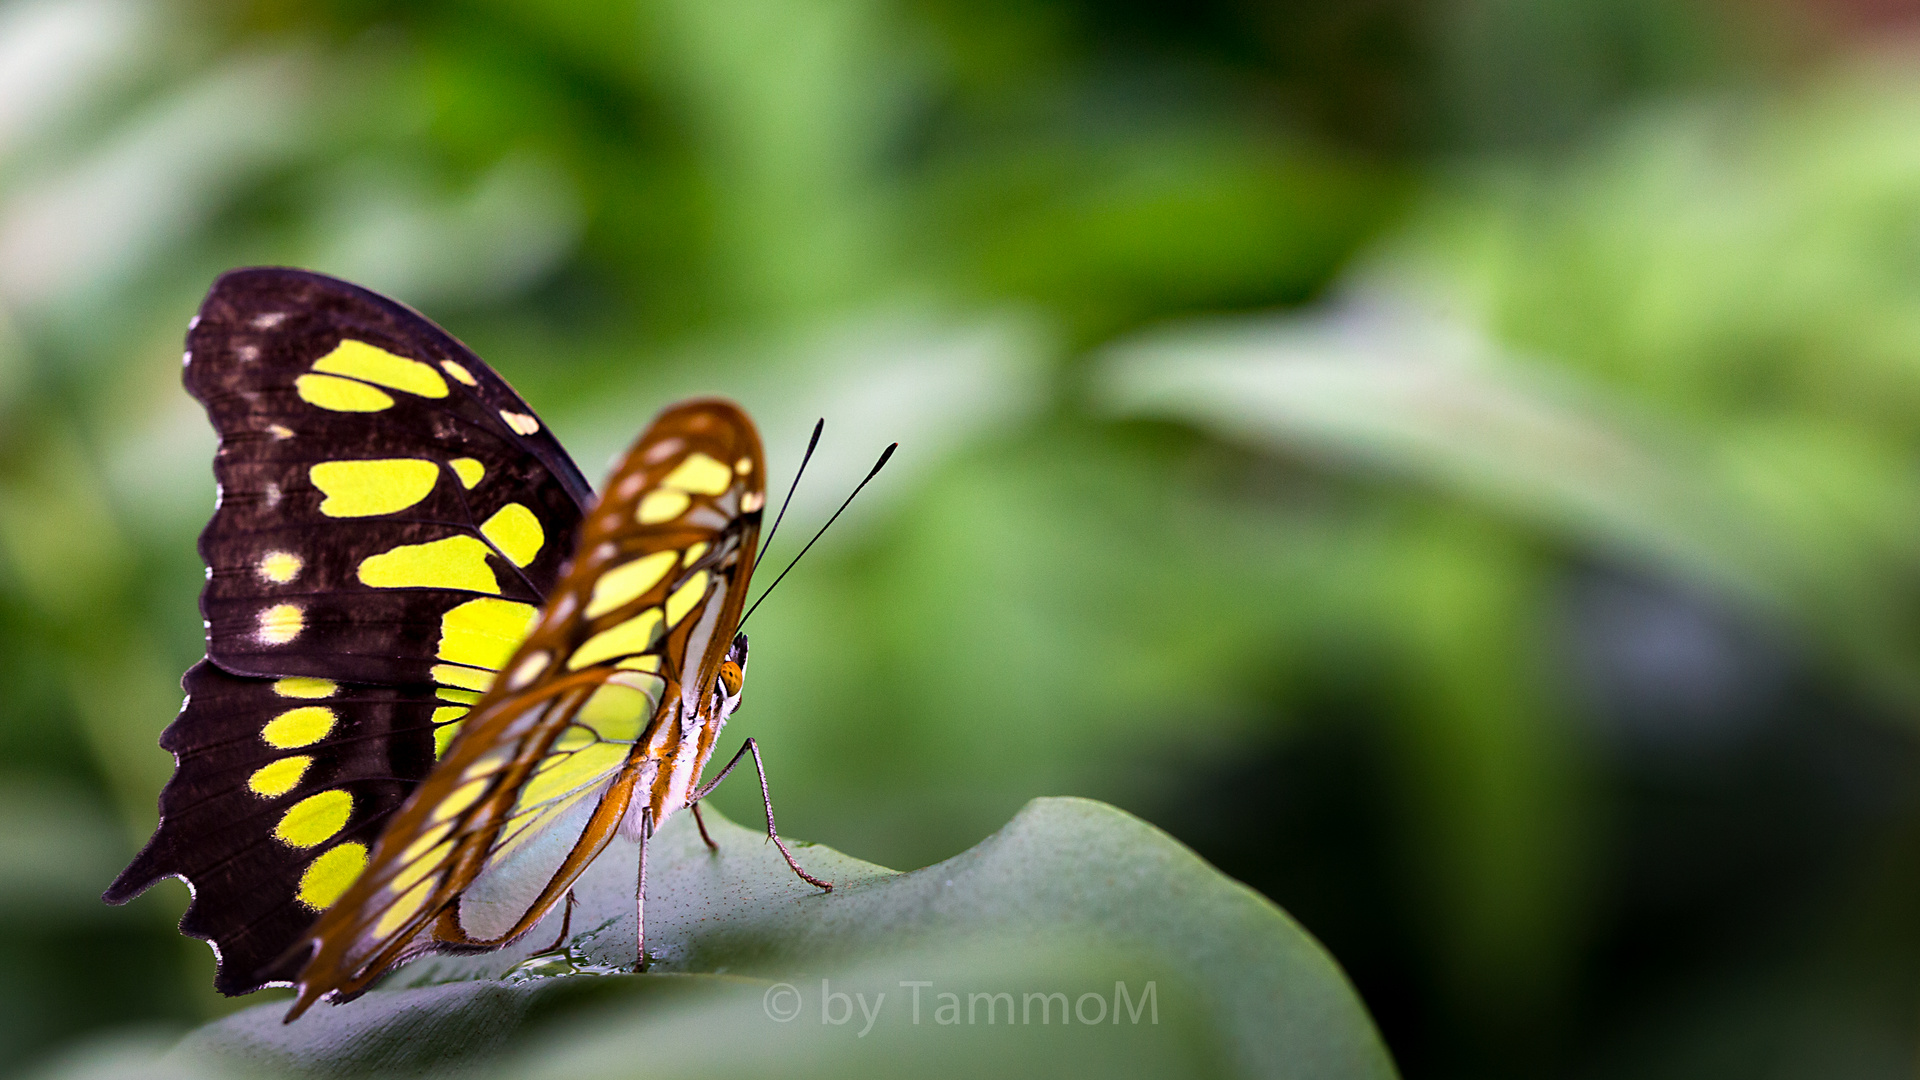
104, 267, 829, 1020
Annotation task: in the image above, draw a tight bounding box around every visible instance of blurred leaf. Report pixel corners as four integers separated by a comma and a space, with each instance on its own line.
0, 0, 154, 165
147, 798, 1393, 1080
1364, 516, 1590, 1030
643, 0, 922, 318
305, 151, 582, 307
0, 777, 125, 918
1348, 63, 1920, 717
18, 1030, 230, 1080
1089, 296, 1920, 712
0, 47, 316, 316
1093, 298, 1783, 607
932, 128, 1402, 344
0, 425, 133, 615
732, 422, 1322, 865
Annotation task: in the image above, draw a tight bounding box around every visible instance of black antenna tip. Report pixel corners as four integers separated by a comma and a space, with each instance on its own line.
741, 438, 898, 629
757, 418, 828, 562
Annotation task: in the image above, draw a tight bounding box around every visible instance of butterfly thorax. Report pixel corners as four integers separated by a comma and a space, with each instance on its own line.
623, 631, 749, 839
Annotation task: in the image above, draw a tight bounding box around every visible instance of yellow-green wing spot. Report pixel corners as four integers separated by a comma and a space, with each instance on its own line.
575, 672, 664, 742
298, 843, 368, 911
296, 374, 394, 413
429, 597, 538, 699
664, 571, 710, 626
311, 340, 449, 398
432, 709, 466, 757
262, 706, 335, 749
437, 598, 538, 670
431, 666, 492, 694
358, 536, 500, 593
449, 458, 485, 489
635, 489, 689, 524
310, 459, 439, 518
248, 756, 311, 797
480, 504, 544, 567
586, 550, 676, 618
274, 678, 336, 699
660, 452, 733, 495
431, 688, 480, 758
275, 789, 353, 848
374, 872, 442, 937
568, 608, 664, 670
431, 778, 490, 824
370, 823, 464, 938
516, 743, 629, 817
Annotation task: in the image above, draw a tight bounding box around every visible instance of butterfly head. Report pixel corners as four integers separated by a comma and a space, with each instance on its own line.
715, 632, 748, 706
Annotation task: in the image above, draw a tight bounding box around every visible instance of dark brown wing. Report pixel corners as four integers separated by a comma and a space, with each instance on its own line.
187, 267, 591, 684
283, 399, 765, 1018
104, 268, 593, 996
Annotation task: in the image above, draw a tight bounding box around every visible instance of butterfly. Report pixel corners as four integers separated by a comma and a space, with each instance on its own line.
102, 267, 840, 1021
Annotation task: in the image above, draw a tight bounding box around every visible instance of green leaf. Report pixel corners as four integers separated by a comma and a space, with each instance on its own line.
1094, 302, 1784, 607
1092, 300, 1920, 709
151, 798, 1393, 1080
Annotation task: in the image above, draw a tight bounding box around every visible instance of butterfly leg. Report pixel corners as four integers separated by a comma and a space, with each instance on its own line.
635, 807, 653, 973
691, 801, 719, 852
690, 738, 832, 892
543, 890, 577, 953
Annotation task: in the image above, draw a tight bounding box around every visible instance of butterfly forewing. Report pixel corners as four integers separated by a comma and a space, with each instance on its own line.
186, 268, 592, 685
285, 400, 766, 1016
104, 268, 591, 994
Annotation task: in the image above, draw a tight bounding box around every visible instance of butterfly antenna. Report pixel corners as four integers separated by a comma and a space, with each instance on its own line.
742, 442, 896, 628
757, 419, 823, 563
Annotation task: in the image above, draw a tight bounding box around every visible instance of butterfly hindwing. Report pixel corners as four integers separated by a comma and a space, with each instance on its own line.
283, 400, 766, 1014
105, 268, 591, 996
105, 663, 441, 991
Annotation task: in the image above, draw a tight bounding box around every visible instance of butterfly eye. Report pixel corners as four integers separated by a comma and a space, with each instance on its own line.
717, 659, 744, 698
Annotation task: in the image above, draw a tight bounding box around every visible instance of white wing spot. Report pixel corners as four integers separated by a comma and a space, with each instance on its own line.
252, 312, 286, 329
507, 651, 549, 689
257, 604, 304, 645
500, 410, 539, 435
258, 551, 303, 584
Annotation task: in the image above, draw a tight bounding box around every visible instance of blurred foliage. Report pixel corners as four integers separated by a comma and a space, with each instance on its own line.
6, 0, 1920, 1077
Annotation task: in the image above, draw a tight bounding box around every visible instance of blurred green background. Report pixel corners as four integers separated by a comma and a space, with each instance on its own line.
4, 0, 1920, 1076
